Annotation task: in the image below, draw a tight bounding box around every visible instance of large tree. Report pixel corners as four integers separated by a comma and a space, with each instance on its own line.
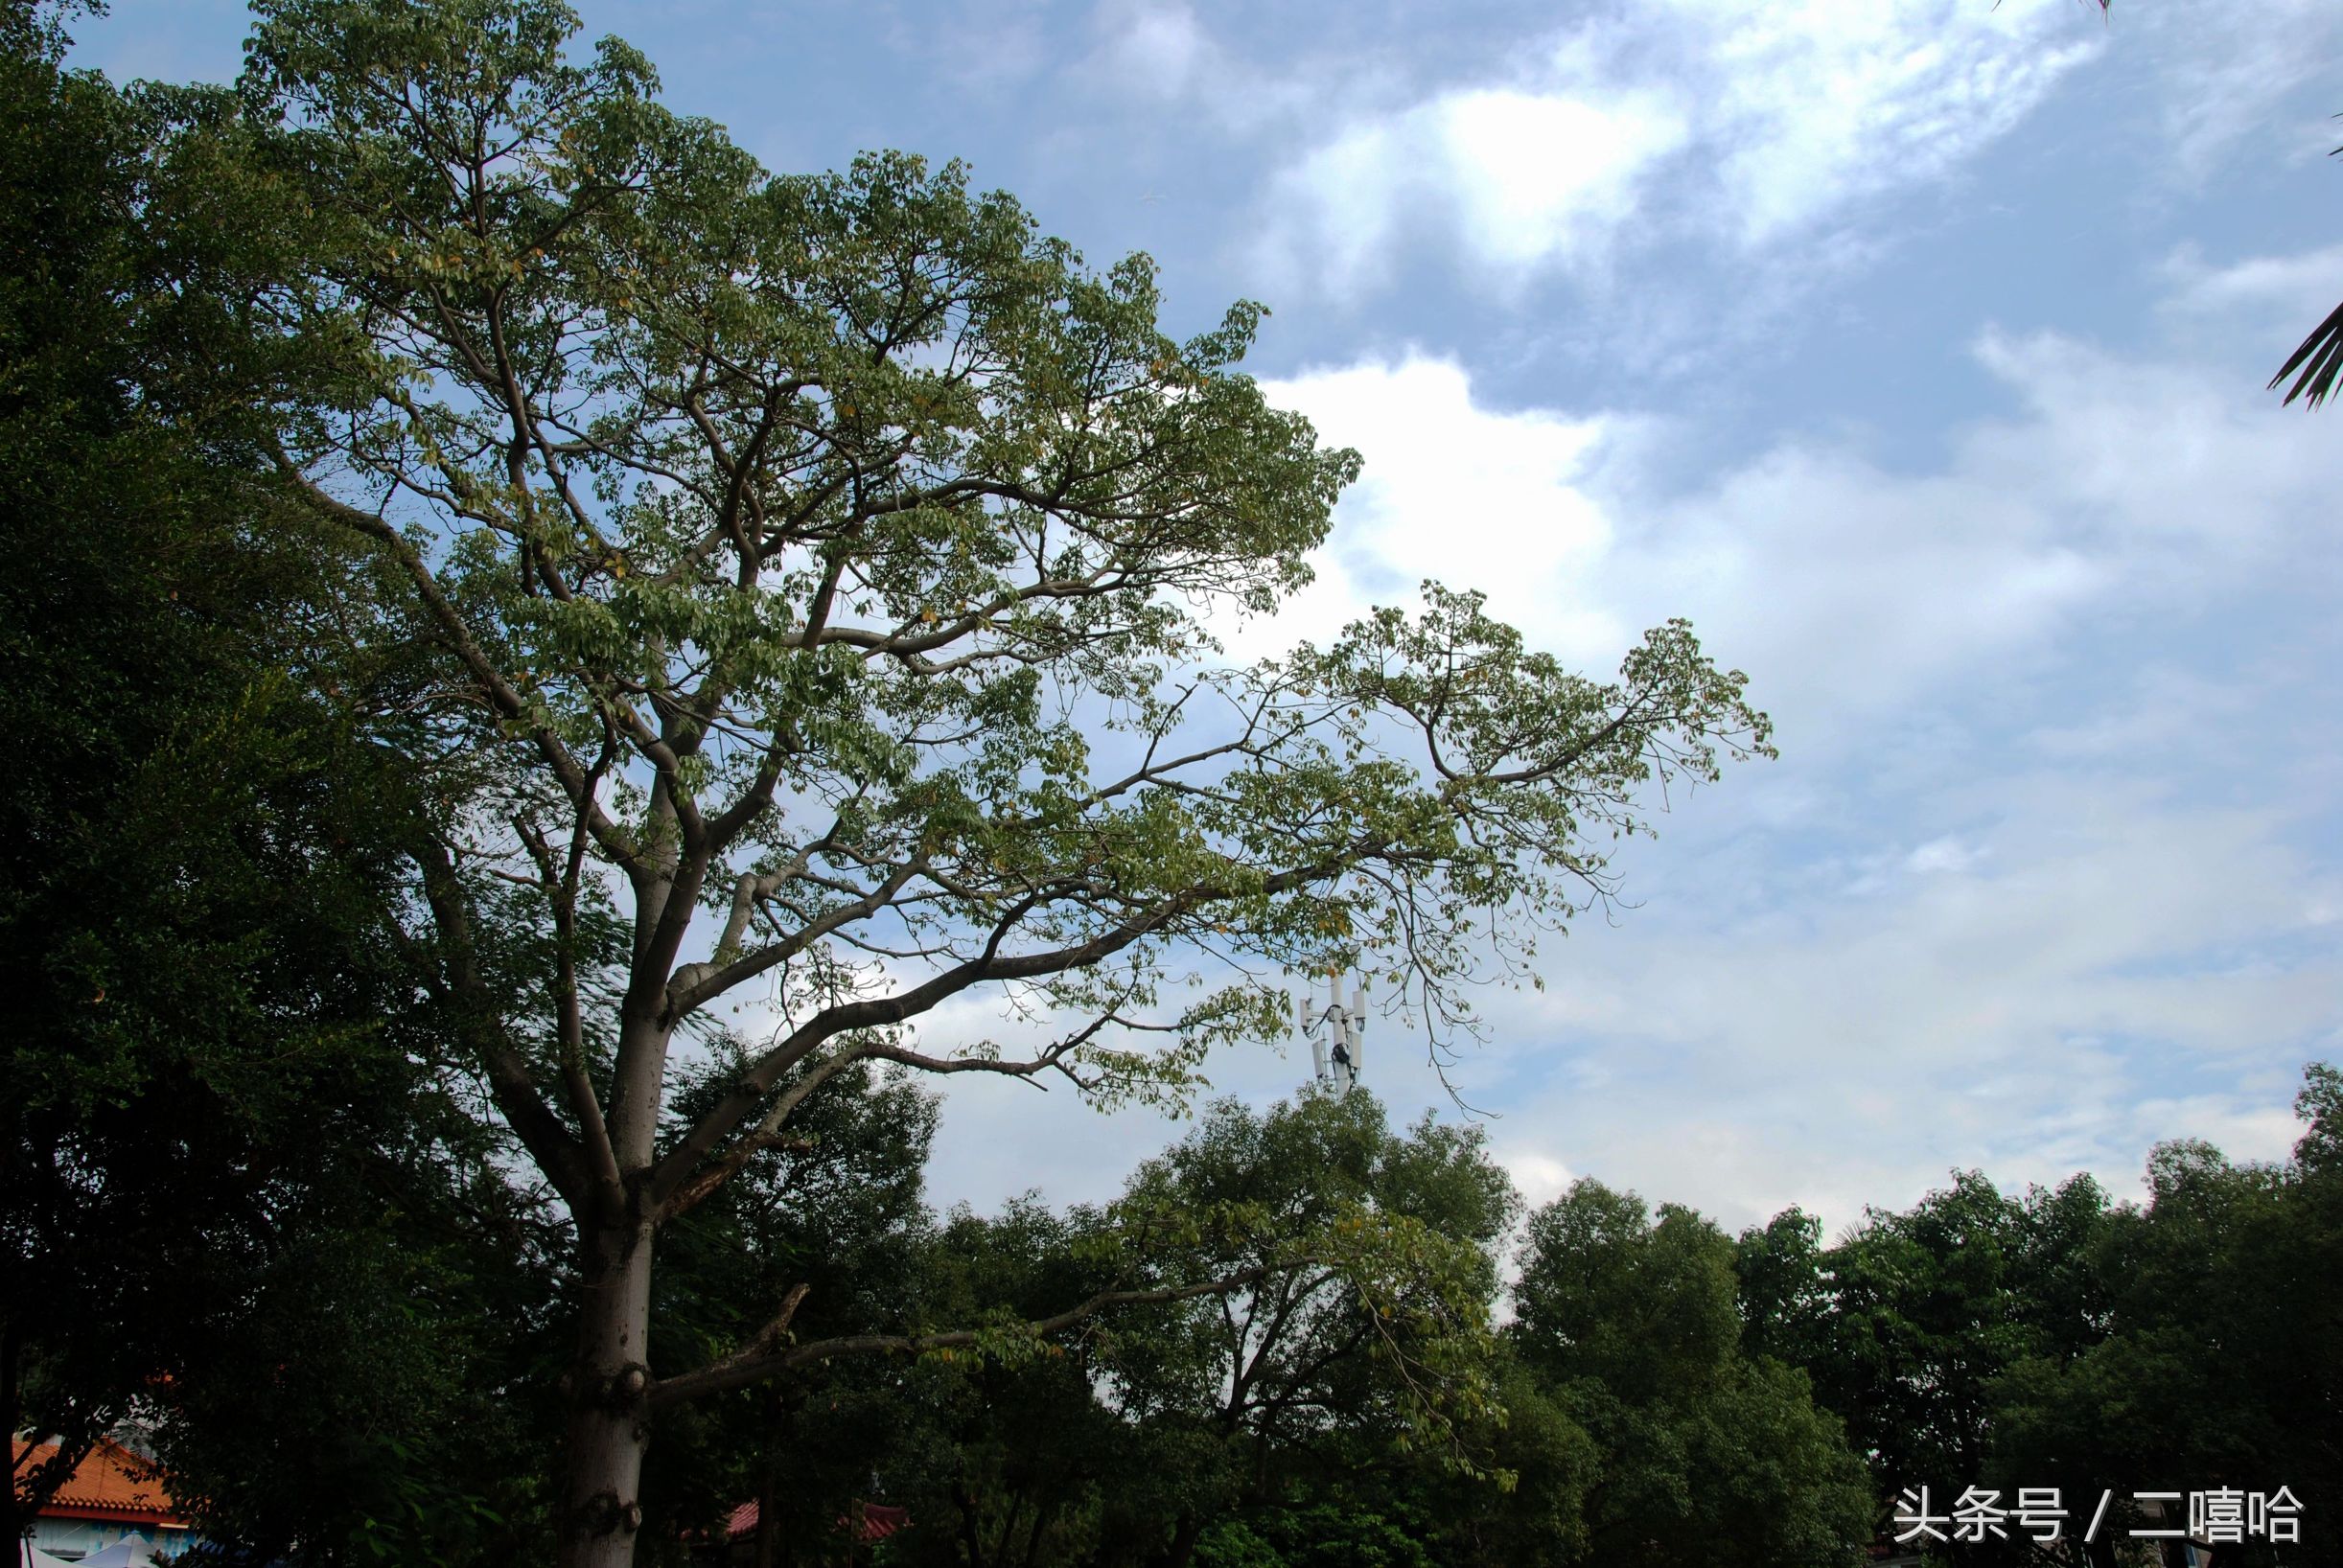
636, 1049, 941, 1563
1989, 1074, 2343, 1568
232, 1, 1773, 1560
1737, 1069, 2341, 1567
1734, 1168, 2121, 1548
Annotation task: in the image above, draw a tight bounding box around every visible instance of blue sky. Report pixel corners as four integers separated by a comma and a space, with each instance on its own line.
77, 0, 2343, 1236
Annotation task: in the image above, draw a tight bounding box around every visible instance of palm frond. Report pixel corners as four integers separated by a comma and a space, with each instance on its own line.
2270, 297, 2343, 409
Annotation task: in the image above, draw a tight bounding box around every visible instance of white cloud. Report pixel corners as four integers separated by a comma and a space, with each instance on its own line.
2159, 242, 2343, 380
2162, 242, 2343, 322
1088, 0, 1214, 101
1265, 87, 1687, 297
1476, 773, 2339, 1234
1075, 0, 1390, 140
1906, 836, 1980, 874
1441, 89, 1693, 271
1254, 0, 2095, 294
909, 247, 2343, 1245
1680, 0, 2095, 244
1253, 314, 2341, 751
1241, 354, 1623, 659
1496, 1147, 1578, 1214
2125, 0, 2343, 179
1177, 274, 2340, 1233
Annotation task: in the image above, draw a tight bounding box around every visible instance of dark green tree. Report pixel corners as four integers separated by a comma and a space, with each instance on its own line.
639, 1051, 940, 1567
1516, 1180, 1872, 1568
2, 5, 561, 1557
1742, 1072, 2339, 1566
1775, 1172, 2034, 1494
1988, 1071, 2342, 1567
876, 1199, 1145, 1568
1103, 1094, 1519, 1567
858, 1093, 1522, 1568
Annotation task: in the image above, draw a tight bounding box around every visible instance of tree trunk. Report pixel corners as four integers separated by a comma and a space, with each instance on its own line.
953, 1475, 988, 1568
753, 1386, 785, 1568
1161, 1511, 1203, 1568
557, 1219, 659, 1568
1019, 1494, 1057, 1568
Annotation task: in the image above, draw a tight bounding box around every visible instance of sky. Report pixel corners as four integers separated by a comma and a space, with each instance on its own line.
75, 0, 2343, 1238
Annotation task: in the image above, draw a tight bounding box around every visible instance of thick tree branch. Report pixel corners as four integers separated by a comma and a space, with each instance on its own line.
646, 1260, 1306, 1409
275, 460, 648, 877
409, 834, 597, 1211
649, 838, 1389, 1214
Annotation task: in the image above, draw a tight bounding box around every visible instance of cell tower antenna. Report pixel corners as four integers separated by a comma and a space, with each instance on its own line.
1296, 967, 1366, 1094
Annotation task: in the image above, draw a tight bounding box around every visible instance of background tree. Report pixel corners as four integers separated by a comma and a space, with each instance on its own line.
876, 1199, 1148, 1568
1795, 1171, 2037, 1494
852, 1092, 1521, 1568
1409, 1357, 1601, 1568
225, 1, 1773, 1560
633, 1050, 940, 1566
2, 2, 559, 1558
1103, 1094, 1519, 1568
1987, 1084, 2343, 1568
1736, 1063, 2341, 1568
1515, 1180, 1873, 1568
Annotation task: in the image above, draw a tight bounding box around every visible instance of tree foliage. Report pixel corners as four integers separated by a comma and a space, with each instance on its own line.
11, 0, 2338, 1564
2268, 134, 2343, 409
199, 0, 1775, 1558
1518, 1182, 1874, 1568
1737, 1064, 2342, 1567
1, 3, 556, 1558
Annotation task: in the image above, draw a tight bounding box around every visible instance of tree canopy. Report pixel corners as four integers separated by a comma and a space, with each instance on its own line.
194, 0, 1775, 1560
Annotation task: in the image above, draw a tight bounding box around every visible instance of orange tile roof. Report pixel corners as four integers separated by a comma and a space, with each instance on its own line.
11, 1438, 190, 1527
726, 1499, 908, 1543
